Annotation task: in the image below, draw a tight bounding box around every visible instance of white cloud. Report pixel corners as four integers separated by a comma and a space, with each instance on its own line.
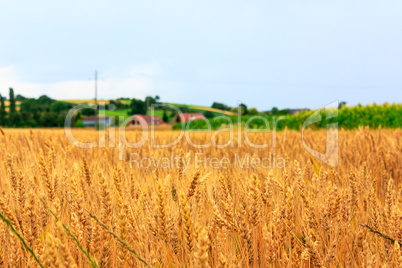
0, 65, 157, 100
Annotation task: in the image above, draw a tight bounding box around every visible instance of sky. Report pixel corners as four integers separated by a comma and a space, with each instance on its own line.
0, 0, 401, 110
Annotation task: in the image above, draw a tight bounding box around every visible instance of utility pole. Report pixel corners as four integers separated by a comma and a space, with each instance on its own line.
94, 70, 98, 130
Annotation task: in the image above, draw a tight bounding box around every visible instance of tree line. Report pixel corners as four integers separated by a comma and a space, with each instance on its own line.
0, 88, 79, 128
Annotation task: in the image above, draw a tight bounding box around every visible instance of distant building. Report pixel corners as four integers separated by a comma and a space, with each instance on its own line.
128, 115, 164, 126
82, 116, 111, 127
173, 113, 206, 123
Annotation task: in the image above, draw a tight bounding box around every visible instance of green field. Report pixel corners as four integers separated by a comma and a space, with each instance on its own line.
102, 108, 174, 122
163, 102, 235, 116
60, 99, 232, 121
103, 108, 131, 119
174, 103, 402, 130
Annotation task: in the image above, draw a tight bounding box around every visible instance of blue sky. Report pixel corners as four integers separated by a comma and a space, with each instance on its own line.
0, 0, 401, 110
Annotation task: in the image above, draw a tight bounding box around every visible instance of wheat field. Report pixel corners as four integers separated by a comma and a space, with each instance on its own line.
0, 128, 401, 267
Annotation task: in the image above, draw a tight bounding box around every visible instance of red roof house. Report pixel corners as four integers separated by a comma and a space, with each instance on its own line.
173, 113, 206, 123
128, 115, 164, 126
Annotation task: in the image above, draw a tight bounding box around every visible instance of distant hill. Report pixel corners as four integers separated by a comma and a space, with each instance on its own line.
62, 99, 111, 105
59, 100, 236, 116
163, 103, 237, 116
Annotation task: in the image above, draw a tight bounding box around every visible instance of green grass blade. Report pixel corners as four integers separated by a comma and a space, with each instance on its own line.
0, 211, 45, 268
40, 198, 99, 268
87, 210, 151, 267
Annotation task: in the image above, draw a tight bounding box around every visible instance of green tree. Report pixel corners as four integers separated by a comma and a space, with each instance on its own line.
8, 112, 21, 127
81, 108, 96, 116
239, 103, 248, 115
56, 111, 68, 127
130, 98, 147, 115
75, 119, 84, 128
109, 99, 128, 109
9, 88, 16, 113
8, 88, 21, 126
16, 94, 26, 101
175, 112, 182, 123
212, 102, 230, 111
50, 101, 74, 113
0, 94, 6, 126
203, 111, 215, 118
37, 95, 55, 107
145, 96, 157, 110
38, 112, 58, 127
163, 109, 169, 122
20, 111, 36, 127
338, 101, 347, 109
247, 108, 259, 116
